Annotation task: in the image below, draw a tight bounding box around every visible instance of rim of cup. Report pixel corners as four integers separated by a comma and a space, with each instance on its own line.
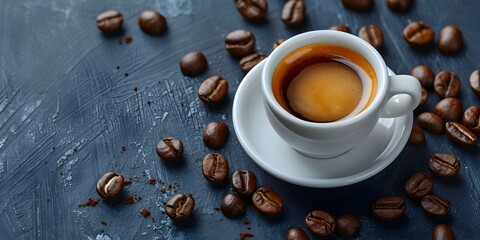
262, 30, 389, 128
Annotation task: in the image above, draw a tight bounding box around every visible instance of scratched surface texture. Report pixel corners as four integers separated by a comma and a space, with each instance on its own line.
1, 0, 479, 239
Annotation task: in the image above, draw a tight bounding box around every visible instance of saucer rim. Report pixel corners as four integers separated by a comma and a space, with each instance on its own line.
232, 60, 413, 188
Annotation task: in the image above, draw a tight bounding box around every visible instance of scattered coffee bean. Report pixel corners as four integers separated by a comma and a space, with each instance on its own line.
420, 194, 450, 217
403, 21, 434, 47
96, 172, 125, 199
417, 112, 444, 134
434, 71, 461, 98
221, 193, 246, 218
273, 38, 286, 50
386, 0, 412, 12
469, 69, 480, 95
165, 194, 195, 221
438, 25, 463, 55
463, 106, 480, 133
371, 196, 406, 220
358, 25, 384, 50
198, 75, 228, 105
252, 186, 283, 216
285, 227, 309, 240
202, 153, 229, 184
138, 10, 167, 35
432, 224, 456, 240
445, 121, 477, 148
96, 10, 123, 33
434, 97, 462, 122
156, 137, 184, 161
225, 29, 256, 57
281, 0, 306, 27
329, 24, 352, 33
411, 65, 435, 89
405, 172, 433, 199
203, 121, 229, 149
232, 170, 257, 198
236, 0, 268, 20
179, 51, 208, 76
304, 210, 336, 237
407, 124, 425, 145
335, 214, 361, 238
418, 87, 428, 108
341, 0, 373, 11
240, 52, 266, 73
429, 153, 460, 178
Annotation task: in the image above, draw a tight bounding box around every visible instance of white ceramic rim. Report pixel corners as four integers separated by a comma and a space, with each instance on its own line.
261, 30, 388, 128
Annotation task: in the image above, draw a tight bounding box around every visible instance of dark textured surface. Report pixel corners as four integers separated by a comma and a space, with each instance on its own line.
1, 0, 479, 239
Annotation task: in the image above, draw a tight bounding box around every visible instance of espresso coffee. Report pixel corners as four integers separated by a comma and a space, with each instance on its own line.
272, 44, 377, 122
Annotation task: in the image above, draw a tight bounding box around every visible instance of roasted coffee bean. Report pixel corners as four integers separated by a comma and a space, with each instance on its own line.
138, 10, 167, 35
418, 87, 428, 108
198, 75, 228, 105
240, 53, 266, 73
96, 172, 125, 199
285, 227, 309, 240
434, 97, 462, 122
305, 210, 336, 237
403, 21, 434, 47
358, 25, 384, 50
429, 153, 460, 178
252, 186, 283, 216
341, 0, 373, 11
438, 25, 463, 55
371, 196, 406, 220
156, 137, 184, 161
432, 224, 456, 240
411, 65, 435, 89
407, 124, 425, 145
273, 38, 286, 50
225, 29, 256, 57
165, 194, 195, 221
420, 194, 450, 217
236, 0, 268, 20
96, 10, 123, 33
463, 106, 480, 133
203, 121, 229, 149
434, 71, 461, 98
232, 170, 257, 197
220, 193, 246, 218
469, 69, 480, 95
179, 51, 208, 76
281, 0, 306, 27
329, 24, 352, 33
417, 112, 444, 134
405, 172, 433, 199
335, 214, 361, 238
386, 0, 412, 12
202, 153, 229, 184
445, 121, 477, 148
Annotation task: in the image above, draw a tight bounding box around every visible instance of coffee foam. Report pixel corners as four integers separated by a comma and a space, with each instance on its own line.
334, 58, 374, 120
272, 44, 378, 122
286, 61, 363, 122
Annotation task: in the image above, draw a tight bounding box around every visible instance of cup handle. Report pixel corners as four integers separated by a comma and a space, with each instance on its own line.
380, 75, 422, 118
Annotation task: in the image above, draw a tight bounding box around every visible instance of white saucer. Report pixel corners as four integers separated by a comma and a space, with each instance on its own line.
232, 60, 413, 188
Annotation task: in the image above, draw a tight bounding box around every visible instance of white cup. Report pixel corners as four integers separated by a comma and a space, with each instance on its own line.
261, 30, 421, 158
